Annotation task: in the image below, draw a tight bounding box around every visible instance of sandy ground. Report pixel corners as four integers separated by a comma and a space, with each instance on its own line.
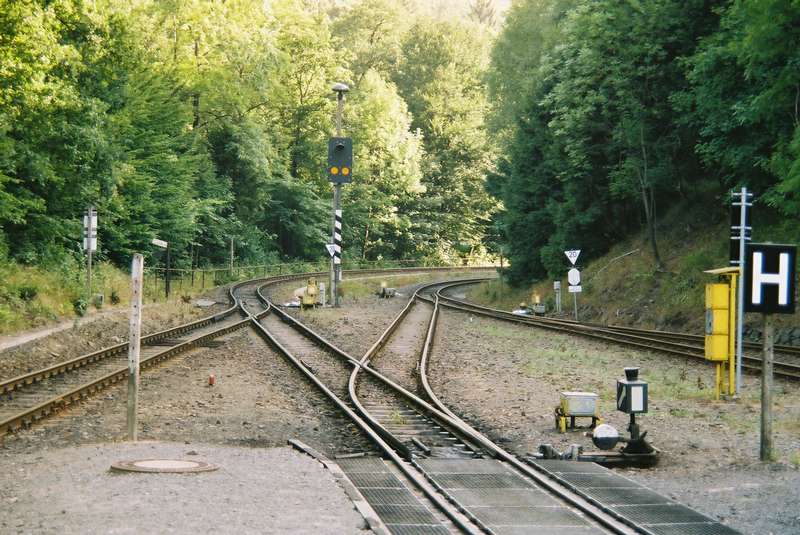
0, 442, 367, 534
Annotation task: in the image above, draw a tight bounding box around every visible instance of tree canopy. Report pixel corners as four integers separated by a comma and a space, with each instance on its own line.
0, 0, 500, 270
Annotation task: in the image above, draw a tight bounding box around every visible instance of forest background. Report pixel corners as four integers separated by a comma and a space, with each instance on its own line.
1, 0, 799, 326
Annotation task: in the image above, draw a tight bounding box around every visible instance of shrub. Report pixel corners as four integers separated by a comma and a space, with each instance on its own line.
110, 289, 121, 305
16, 285, 38, 301
73, 298, 88, 316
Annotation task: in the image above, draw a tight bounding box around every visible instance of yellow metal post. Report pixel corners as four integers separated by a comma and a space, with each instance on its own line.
728, 272, 737, 396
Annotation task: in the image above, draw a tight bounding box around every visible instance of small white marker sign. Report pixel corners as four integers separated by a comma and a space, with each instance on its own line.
568, 285, 582, 293
325, 244, 336, 257
151, 238, 168, 249
565, 249, 581, 265
567, 268, 581, 286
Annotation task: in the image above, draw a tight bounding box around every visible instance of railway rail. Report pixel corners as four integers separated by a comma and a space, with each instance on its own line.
432, 280, 800, 381
0, 266, 489, 440
252, 276, 734, 534
1, 268, 741, 533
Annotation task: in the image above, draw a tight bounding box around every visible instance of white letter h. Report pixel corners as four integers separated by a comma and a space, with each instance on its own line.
752, 252, 790, 305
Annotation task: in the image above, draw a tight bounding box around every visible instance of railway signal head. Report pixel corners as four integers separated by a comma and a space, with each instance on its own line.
328, 137, 352, 184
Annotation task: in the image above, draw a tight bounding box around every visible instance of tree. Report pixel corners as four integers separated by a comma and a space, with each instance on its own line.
394, 19, 498, 257
469, 0, 497, 28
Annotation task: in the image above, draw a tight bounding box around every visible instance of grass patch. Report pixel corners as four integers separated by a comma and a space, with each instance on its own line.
0, 259, 217, 335
477, 320, 717, 403
389, 410, 407, 425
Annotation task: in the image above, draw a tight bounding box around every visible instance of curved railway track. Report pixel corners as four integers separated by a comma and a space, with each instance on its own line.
432, 280, 800, 381
1, 268, 741, 533
252, 276, 679, 534
0, 266, 490, 440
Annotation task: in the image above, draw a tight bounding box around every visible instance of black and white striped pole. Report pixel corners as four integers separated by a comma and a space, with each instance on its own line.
329, 83, 352, 307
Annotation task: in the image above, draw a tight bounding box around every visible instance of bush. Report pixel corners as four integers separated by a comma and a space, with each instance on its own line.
73, 298, 88, 316
110, 289, 121, 305
16, 285, 38, 301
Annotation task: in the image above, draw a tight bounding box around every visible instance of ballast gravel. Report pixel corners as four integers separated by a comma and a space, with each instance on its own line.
0, 442, 367, 534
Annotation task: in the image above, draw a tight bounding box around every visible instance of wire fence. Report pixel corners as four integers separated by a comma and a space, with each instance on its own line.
142, 257, 494, 298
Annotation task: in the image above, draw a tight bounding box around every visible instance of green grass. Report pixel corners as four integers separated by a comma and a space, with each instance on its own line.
0, 260, 219, 335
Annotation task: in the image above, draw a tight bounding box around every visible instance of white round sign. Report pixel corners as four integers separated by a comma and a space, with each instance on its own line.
568, 268, 581, 286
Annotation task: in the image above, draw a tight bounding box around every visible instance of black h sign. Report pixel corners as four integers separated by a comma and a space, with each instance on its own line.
328, 137, 352, 183
744, 243, 796, 314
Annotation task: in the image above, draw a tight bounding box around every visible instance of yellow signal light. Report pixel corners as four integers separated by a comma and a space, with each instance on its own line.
331, 166, 339, 175
342, 167, 350, 176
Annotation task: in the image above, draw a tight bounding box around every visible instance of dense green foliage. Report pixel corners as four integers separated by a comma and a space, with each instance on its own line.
490, 0, 800, 284
4, 0, 799, 290
0, 0, 497, 272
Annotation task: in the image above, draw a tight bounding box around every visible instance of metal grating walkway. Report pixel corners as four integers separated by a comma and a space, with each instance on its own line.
416, 458, 603, 535
337, 457, 451, 535
530, 460, 742, 535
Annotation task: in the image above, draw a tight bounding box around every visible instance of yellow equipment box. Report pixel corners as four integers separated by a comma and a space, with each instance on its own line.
704, 283, 730, 361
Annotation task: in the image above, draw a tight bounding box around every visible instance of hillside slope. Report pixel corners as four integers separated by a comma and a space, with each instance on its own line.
470, 201, 800, 340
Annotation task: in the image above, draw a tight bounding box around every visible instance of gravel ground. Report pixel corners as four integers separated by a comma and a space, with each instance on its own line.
426, 308, 800, 535
0, 286, 230, 379
0, 441, 366, 534
6, 272, 796, 534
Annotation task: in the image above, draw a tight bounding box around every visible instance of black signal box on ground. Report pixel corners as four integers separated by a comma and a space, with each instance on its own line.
328, 137, 352, 184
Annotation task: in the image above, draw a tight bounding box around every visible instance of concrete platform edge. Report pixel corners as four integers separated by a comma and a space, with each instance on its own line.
288, 439, 390, 535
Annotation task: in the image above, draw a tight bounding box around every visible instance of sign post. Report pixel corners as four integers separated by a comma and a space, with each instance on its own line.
329, 83, 351, 307
151, 238, 169, 298
127, 254, 144, 441
565, 250, 581, 320
731, 188, 753, 394
553, 281, 561, 313
743, 243, 796, 461
83, 206, 97, 300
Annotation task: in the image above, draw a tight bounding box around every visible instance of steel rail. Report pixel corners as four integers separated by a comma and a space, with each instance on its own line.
258, 277, 635, 534
0, 267, 493, 441
253, 279, 482, 535
0, 266, 493, 397
410, 289, 639, 535
0, 279, 262, 437
352, 281, 491, 455
0, 288, 243, 396
432, 281, 800, 380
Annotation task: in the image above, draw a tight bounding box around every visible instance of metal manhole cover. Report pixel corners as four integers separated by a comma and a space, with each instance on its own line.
110, 459, 219, 473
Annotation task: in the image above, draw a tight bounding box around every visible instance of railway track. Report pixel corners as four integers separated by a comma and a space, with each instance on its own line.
432, 280, 800, 381
0, 266, 490, 440
253, 276, 734, 534
0, 279, 258, 438
1, 268, 740, 533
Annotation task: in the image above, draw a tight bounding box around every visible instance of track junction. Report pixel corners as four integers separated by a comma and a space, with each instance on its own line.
0, 267, 771, 534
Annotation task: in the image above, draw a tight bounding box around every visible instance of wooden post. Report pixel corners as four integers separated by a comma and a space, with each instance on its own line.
127, 254, 144, 441
760, 313, 774, 461
229, 237, 234, 277
165, 242, 171, 298
202, 269, 205, 289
